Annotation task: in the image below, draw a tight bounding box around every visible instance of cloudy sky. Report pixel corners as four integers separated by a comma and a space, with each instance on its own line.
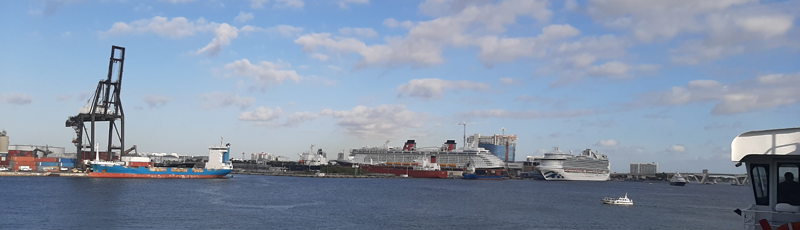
1, 0, 798, 173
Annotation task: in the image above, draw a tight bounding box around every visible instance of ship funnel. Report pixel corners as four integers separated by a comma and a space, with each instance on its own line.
443, 140, 457, 151
403, 140, 416, 151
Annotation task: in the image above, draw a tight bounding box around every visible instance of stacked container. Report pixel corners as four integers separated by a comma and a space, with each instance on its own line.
10, 156, 36, 171
122, 156, 153, 167
59, 158, 76, 168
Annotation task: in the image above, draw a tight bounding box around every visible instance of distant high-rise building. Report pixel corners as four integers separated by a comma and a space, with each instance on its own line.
630, 162, 658, 174
467, 134, 517, 162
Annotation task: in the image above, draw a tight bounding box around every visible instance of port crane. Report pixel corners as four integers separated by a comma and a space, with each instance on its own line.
457, 121, 486, 148
65, 46, 127, 161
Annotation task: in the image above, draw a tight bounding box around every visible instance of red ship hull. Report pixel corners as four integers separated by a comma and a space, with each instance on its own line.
362, 165, 448, 178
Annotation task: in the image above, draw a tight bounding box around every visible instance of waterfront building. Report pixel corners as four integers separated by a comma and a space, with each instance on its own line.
630, 162, 658, 174
467, 134, 516, 162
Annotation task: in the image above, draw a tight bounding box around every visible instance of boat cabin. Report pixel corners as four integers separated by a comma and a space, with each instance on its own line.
732, 127, 800, 229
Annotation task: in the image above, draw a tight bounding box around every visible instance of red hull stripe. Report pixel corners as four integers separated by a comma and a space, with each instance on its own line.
89, 173, 228, 179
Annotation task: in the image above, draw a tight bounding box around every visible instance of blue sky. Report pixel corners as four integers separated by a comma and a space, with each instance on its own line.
1, 0, 798, 173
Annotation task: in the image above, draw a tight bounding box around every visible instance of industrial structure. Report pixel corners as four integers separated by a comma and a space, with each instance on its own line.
65, 46, 130, 161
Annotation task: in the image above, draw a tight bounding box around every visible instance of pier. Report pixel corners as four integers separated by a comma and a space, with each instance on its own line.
611, 169, 748, 185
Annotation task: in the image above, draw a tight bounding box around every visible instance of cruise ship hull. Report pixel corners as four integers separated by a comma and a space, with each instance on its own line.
361, 165, 448, 178
537, 167, 609, 181
90, 165, 232, 178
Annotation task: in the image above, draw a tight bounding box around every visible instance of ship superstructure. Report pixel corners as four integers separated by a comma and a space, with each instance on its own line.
535, 147, 610, 181
350, 134, 506, 169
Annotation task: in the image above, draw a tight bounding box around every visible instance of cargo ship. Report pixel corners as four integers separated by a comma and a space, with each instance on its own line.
360, 155, 448, 178
88, 143, 233, 178
462, 163, 505, 180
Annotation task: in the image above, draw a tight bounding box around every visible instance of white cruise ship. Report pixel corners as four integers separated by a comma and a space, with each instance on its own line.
535, 147, 610, 181
350, 134, 506, 169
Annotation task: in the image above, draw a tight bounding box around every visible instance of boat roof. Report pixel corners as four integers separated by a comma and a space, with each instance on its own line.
731, 127, 800, 162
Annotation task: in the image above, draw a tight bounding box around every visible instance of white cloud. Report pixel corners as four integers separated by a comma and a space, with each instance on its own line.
235, 11, 254, 23
514, 95, 552, 103
0, 93, 32, 105
736, 15, 794, 39
102, 16, 218, 39
102, 16, 255, 56
239, 106, 282, 121
459, 109, 594, 119
327, 65, 343, 72
202, 92, 255, 110
339, 0, 369, 9
588, 0, 797, 64
321, 104, 422, 138
310, 53, 328, 61
143, 94, 171, 108
251, 0, 269, 9
224, 59, 303, 90
279, 112, 319, 127
564, 0, 579, 11
197, 23, 239, 56
667, 144, 686, 153
500, 78, 517, 85
267, 25, 304, 37
595, 139, 618, 147
397, 78, 490, 100
383, 18, 414, 29
296, 0, 555, 69
639, 71, 800, 114
275, 0, 304, 9
586, 61, 631, 78
339, 27, 378, 38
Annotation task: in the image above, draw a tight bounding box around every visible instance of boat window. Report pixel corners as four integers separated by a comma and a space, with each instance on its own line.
777, 163, 800, 205
750, 164, 769, 206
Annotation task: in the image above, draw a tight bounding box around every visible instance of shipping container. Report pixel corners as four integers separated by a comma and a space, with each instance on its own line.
129, 162, 153, 167
60, 162, 75, 168
0, 160, 8, 166
38, 162, 59, 167
58, 158, 76, 163
12, 161, 36, 166
36, 157, 58, 162
121, 156, 151, 162
10, 156, 35, 162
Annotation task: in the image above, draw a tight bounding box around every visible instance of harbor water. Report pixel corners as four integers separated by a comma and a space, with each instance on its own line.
0, 175, 750, 229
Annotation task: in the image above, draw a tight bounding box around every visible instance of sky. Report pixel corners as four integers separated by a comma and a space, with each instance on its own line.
1, 0, 799, 173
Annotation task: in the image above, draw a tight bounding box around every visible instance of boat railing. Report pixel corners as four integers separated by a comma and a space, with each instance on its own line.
740, 207, 800, 229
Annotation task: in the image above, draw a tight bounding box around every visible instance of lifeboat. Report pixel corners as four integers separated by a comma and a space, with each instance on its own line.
448, 164, 457, 167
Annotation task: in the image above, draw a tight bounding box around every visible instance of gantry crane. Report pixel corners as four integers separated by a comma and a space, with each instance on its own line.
65, 46, 126, 161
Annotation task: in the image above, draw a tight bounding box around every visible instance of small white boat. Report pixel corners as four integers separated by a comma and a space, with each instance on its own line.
602, 193, 634, 205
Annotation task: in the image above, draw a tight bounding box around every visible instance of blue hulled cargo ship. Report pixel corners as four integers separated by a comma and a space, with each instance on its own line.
89, 143, 233, 178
